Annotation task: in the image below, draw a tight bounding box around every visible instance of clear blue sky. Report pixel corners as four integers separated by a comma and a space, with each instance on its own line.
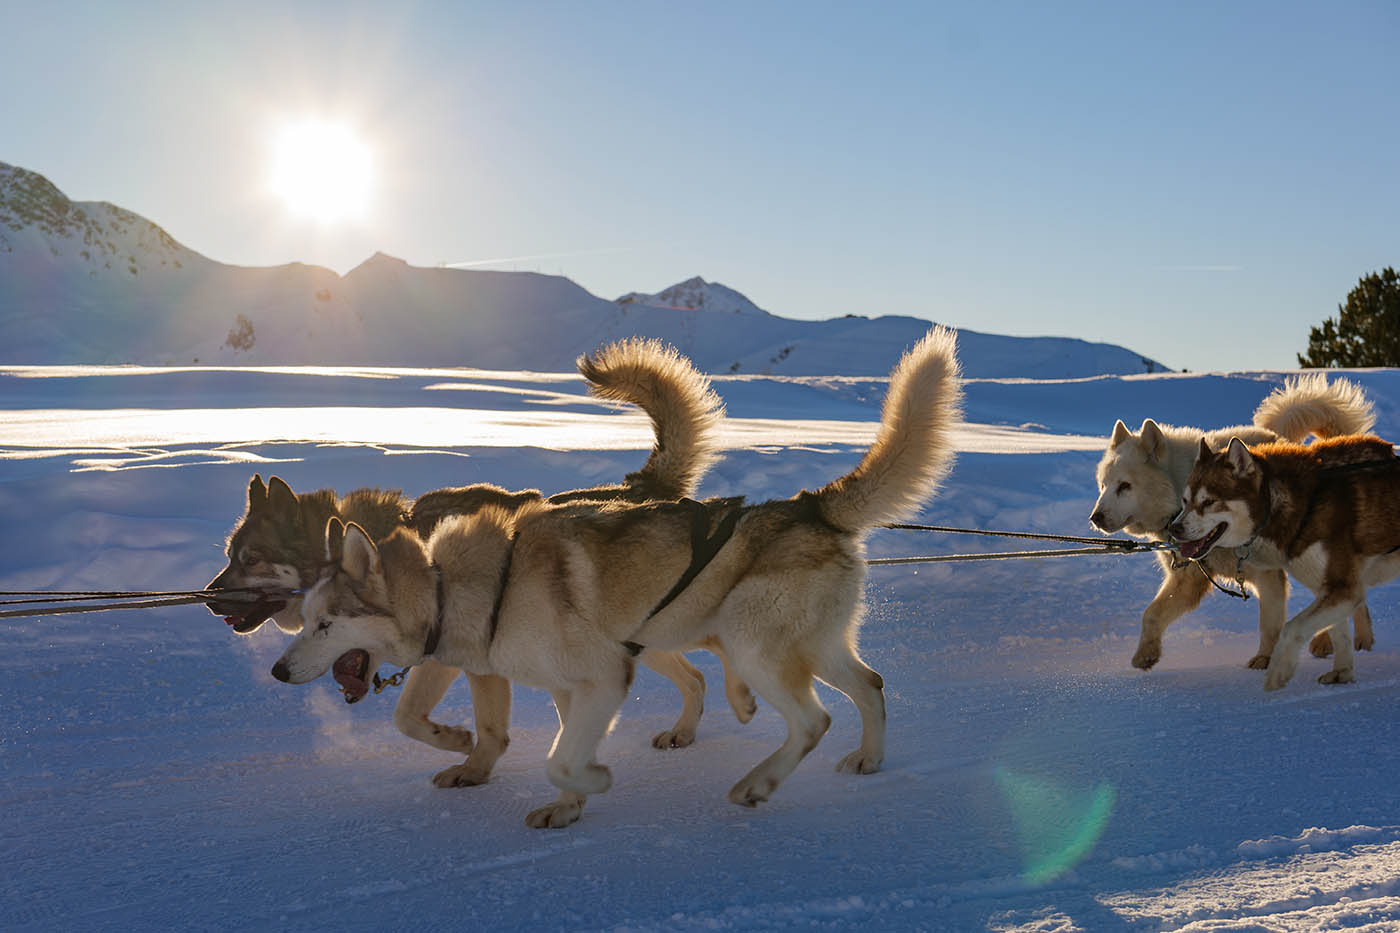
4, 0, 1395, 372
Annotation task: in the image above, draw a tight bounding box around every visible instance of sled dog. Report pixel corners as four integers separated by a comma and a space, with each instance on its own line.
1173, 434, 1400, 690
1089, 374, 1375, 670
273, 326, 962, 828
208, 339, 751, 790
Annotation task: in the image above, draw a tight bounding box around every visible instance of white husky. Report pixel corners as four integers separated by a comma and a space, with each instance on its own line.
272, 327, 962, 828
1089, 373, 1375, 670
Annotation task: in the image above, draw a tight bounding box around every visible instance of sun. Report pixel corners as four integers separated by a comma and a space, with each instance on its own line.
268, 119, 373, 223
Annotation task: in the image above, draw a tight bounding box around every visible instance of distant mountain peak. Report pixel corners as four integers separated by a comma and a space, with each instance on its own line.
616, 276, 769, 316
0, 159, 191, 272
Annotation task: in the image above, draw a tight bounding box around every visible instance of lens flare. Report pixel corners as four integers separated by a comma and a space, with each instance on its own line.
994, 766, 1116, 885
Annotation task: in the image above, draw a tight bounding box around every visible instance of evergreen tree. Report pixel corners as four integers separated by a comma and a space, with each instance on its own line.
1299, 267, 1400, 367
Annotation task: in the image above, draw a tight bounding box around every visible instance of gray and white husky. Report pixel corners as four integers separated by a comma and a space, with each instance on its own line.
209, 339, 752, 790
272, 327, 963, 828
1089, 373, 1376, 670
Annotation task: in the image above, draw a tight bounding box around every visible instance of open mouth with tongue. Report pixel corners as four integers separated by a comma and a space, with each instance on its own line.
221, 597, 288, 634
1176, 522, 1227, 560
334, 649, 372, 704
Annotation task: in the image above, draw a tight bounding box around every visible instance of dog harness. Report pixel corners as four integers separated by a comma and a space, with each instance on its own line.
621, 496, 747, 656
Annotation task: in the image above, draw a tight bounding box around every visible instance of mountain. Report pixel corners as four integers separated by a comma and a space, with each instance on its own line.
0, 161, 1170, 376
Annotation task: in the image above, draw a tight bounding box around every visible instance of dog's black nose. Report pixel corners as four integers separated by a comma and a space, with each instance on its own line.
1090, 510, 1108, 530
270, 660, 292, 683
1167, 521, 1185, 541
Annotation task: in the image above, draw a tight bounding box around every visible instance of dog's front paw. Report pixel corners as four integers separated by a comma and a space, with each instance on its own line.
525, 800, 584, 829
1309, 631, 1334, 658
1263, 664, 1293, 691
1246, 653, 1271, 670
651, 727, 696, 750
1318, 669, 1356, 685
728, 775, 778, 808
835, 751, 882, 775
1131, 643, 1161, 670
1356, 633, 1375, 652
431, 762, 490, 788
427, 724, 475, 754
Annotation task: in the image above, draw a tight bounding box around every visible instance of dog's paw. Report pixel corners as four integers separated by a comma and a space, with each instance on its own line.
427, 724, 475, 754
1309, 631, 1334, 658
1356, 634, 1375, 652
1318, 669, 1356, 685
1246, 653, 1271, 670
728, 775, 779, 808
651, 728, 696, 750
1263, 666, 1292, 691
728, 685, 758, 724
525, 800, 584, 829
835, 751, 882, 775
431, 762, 490, 788
1131, 644, 1161, 670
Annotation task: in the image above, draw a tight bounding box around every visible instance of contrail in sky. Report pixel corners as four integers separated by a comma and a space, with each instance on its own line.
439, 247, 634, 268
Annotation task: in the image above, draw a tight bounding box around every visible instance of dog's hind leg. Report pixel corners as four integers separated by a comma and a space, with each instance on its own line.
726, 654, 831, 808
1248, 569, 1288, 669
816, 648, 886, 775
640, 649, 705, 749
395, 659, 473, 753
1133, 560, 1212, 670
1312, 601, 1376, 656
432, 673, 512, 788
707, 637, 758, 724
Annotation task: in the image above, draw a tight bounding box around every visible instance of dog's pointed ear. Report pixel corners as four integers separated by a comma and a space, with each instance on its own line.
1140, 420, 1166, 461
341, 522, 380, 583
1110, 420, 1133, 446
1197, 437, 1213, 463
266, 477, 304, 532
325, 517, 346, 564
1226, 437, 1256, 475
247, 475, 268, 512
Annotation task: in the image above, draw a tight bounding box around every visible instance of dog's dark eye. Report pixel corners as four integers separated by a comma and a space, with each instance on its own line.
316, 619, 331, 633
1116, 482, 1131, 495
1199, 498, 1215, 510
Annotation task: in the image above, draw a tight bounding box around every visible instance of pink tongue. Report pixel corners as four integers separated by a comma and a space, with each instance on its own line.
334, 668, 368, 698
333, 651, 370, 699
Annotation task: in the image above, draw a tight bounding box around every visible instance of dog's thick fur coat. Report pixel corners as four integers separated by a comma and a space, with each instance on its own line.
1089, 374, 1376, 669
275, 327, 963, 828
211, 339, 743, 788
1175, 434, 1400, 690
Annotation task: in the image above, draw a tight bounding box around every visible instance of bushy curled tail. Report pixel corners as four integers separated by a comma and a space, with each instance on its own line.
812, 326, 963, 532
1252, 373, 1375, 442
578, 338, 725, 500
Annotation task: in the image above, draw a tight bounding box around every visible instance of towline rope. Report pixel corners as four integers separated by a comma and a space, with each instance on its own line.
869, 523, 1173, 565
0, 587, 293, 619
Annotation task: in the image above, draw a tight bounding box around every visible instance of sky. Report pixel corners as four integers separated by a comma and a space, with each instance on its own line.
2, 0, 1396, 373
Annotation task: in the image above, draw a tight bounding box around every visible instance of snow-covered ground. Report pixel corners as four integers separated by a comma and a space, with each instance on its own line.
5, 362, 1400, 931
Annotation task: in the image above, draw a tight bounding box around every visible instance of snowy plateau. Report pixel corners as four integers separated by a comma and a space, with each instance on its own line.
5, 160, 1400, 932
5, 361, 1400, 932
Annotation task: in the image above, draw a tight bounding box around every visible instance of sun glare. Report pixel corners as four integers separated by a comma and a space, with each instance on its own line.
269, 119, 373, 223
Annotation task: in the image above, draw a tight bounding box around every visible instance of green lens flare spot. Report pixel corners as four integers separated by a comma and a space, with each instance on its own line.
994, 766, 1116, 886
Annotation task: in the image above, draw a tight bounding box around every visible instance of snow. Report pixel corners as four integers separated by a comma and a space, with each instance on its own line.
5, 362, 1400, 931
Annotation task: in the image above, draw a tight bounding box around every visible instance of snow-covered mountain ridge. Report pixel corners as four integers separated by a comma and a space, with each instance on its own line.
0, 160, 1169, 376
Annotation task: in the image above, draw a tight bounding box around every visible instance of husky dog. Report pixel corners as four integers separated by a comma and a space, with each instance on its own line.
272, 327, 962, 828
1172, 434, 1400, 690
208, 339, 751, 790
1089, 374, 1376, 670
